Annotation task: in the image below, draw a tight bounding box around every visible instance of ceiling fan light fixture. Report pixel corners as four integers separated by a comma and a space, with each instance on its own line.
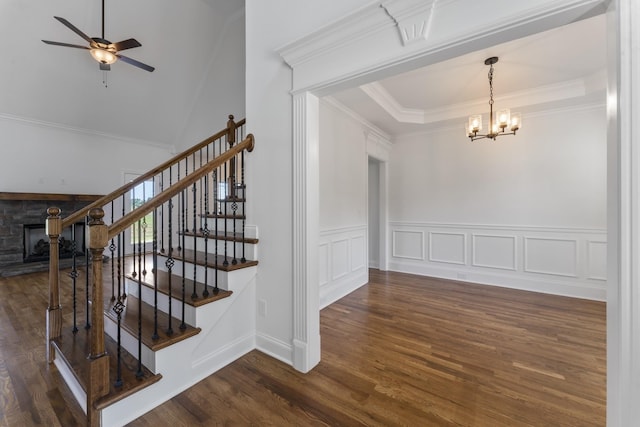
90, 47, 117, 65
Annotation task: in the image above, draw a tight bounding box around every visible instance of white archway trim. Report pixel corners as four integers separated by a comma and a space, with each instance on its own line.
281, 0, 614, 389
292, 92, 321, 372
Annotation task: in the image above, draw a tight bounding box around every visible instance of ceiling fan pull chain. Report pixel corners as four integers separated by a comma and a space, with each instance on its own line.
102, 70, 108, 88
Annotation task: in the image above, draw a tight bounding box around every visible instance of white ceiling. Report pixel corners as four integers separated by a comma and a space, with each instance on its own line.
1, 3, 606, 145
0, 0, 244, 147
330, 13, 607, 137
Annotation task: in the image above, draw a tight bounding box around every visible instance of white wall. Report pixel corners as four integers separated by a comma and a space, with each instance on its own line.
388, 104, 607, 300
175, 9, 246, 149
0, 116, 172, 195
246, 0, 376, 364
318, 99, 369, 308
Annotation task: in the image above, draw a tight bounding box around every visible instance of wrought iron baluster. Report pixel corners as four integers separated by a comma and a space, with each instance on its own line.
231, 153, 238, 265
136, 219, 143, 378
192, 182, 198, 300
131, 186, 137, 278
241, 149, 247, 263
152, 207, 159, 341
202, 174, 210, 298
223, 157, 229, 267
112, 298, 125, 388
213, 170, 219, 293
84, 215, 90, 330
142, 181, 147, 277
160, 172, 165, 253
166, 196, 174, 336
110, 203, 116, 301
182, 189, 190, 327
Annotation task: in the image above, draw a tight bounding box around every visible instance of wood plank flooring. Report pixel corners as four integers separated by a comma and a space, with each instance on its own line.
0, 269, 605, 426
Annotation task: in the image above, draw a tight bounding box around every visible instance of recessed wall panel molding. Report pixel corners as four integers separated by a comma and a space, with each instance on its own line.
472, 234, 517, 271
319, 243, 329, 287
351, 235, 366, 271
587, 240, 607, 281
524, 237, 578, 277
318, 225, 369, 308
392, 230, 425, 260
429, 232, 466, 265
330, 238, 350, 281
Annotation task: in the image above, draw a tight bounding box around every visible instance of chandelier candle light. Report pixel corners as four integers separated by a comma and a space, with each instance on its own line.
467, 57, 521, 141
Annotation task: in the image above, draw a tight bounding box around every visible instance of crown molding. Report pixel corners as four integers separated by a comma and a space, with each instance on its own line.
359, 82, 424, 123
361, 78, 590, 125
321, 96, 392, 143
0, 112, 170, 150
277, 2, 392, 69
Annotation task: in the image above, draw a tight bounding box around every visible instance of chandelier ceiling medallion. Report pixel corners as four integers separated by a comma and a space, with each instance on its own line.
467, 57, 521, 141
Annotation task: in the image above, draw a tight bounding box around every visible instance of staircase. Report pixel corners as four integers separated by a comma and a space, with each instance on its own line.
45, 116, 257, 426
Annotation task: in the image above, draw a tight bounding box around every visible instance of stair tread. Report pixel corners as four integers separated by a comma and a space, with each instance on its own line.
159, 249, 258, 272
181, 230, 259, 244
126, 269, 233, 307
199, 213, 246, 220
52, 327, 162, 411
104, 294, 201, 352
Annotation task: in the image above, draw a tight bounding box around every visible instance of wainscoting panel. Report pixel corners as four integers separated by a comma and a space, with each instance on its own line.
472, 234, 517, 271
392, 230, 424, 260
330, 238, 350, 281
587, 240, 607, 281
319, 225, 369, 309
429, 232, 466, 265
319, 243, 329, 286
389, 222, 606, 301
524, 237, 578, 277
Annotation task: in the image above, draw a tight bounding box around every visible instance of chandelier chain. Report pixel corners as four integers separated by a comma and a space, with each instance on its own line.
488, 64, 494, 106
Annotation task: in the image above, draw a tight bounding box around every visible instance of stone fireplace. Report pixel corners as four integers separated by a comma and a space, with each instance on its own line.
0, 192, 101, 277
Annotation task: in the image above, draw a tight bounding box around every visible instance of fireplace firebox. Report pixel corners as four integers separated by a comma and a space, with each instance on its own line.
23, 223, 85, 263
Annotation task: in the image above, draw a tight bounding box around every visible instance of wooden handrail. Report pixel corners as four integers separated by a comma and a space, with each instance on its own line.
61, 117, 246, 228
108, 134, 254, 239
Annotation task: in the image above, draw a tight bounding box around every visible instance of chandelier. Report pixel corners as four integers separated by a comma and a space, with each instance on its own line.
467, 57, 521, 141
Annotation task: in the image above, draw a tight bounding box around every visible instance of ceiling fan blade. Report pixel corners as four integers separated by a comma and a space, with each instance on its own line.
116, 54, 155, 72
110, 38, 141, 52
42, 40, 90, 50
100, 63, 111, 71
53, 16, 94, 45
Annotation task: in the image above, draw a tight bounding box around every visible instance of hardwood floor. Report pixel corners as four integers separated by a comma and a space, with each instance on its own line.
0, 269, 605, 426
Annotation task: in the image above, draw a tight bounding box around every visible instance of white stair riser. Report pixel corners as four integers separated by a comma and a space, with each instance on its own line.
202, 217, 246, 231
181, 238, 258, 260
126, 278, 197, 326
154, 259, 256, 293
155, 259, 231, 290
104, 313, 158, 373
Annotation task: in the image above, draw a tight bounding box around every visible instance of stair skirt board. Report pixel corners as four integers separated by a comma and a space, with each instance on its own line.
97, 269, 256, 425
102, 333, 254, 427
53, 346, 88, 414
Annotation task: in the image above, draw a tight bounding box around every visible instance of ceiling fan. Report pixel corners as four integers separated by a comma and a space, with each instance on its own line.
42, 0, 154, 72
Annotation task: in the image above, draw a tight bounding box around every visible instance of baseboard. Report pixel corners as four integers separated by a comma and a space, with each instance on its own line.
388, 261, 606, 301
255, 332, 293, 366
320, 268, 368, 309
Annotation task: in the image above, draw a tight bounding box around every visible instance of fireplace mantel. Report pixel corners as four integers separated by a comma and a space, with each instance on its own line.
0, 192, 102, 202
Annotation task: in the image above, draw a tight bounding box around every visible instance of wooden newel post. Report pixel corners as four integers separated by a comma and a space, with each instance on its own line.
46, 207, 62, 363
227, 114, 237, 198
87, 207, 109, 427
